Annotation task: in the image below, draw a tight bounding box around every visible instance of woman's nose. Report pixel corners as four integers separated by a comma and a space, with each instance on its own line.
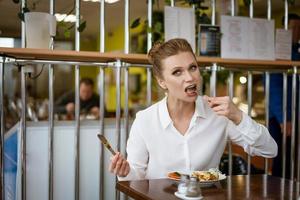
184, 71, 193, 81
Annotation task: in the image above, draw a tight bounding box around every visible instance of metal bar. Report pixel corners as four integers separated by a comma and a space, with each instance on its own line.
282, 73, 287, 179
74, 65, 80, 200
282, 0, 288, 179
249, 0, 253, 18
170, 0, 174, 7
99, 1, 105, 200
6, 59, 152, 68
290, 66, 297, 180
75, 0, 81, 52
99, 67, 105, 200
230, 0, 235, 16
124, 66, 129, 143
264, 0, 271, 175
21, 67, 27, 200
124, 0, 130, 142
267, 0, 271, 20
264, 72, 270, 174
228, 71, 234, 176
147, 0, 152, 52
48, 65, 54, 200
246, 0, 254, 176
124, 0, 130, 54
146, 0, 152, 106
21, 0, 26, 48
75, 0, 81, 199
115, 60, 122, 200
48, 1, 55, 200
100, 0, 105, 53
147, 69, 152, 106
12, 60, 113, 67
124, 0, 130, 153
247, 71, 252, 175
123, 0, 130, 153
210, 63, 217, 97
284, 0, 288, 30
211, 0, 216, 26
228, 0, 235, 177
0, 57, 5, 200
297, 74, 300, 182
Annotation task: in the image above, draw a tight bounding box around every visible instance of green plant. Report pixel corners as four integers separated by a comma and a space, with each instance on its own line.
130, 0, 210, 45
177, 0, 210, 24
11, 0, 86, 38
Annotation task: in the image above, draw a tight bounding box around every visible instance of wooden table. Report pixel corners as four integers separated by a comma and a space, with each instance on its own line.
116, 175, 300, 200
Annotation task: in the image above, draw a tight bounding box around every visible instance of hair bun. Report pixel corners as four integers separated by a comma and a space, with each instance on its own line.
148, 41, 163, 64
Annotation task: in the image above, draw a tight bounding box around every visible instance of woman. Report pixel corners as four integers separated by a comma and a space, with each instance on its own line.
109, 38, 278, 180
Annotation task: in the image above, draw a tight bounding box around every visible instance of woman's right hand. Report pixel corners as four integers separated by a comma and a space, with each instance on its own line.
109, 152, 130, 177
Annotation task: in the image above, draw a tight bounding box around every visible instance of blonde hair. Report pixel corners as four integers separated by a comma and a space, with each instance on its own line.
148, 38, 196, 79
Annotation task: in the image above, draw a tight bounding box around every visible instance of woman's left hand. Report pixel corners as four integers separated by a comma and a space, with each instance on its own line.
203, 96, 242, 125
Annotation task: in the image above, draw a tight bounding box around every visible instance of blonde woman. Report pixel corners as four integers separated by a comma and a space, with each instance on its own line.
109, 38, 278, 180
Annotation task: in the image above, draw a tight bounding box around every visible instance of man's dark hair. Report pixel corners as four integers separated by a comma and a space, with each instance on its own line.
80, 77, 94, 87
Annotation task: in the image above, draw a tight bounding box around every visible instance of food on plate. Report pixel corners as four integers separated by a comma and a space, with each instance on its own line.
167, 171, 181, 180
168, 168, 223, 182
191, 170, 219, 181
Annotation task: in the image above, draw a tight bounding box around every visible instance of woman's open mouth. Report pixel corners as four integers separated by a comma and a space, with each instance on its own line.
184, 84, 198, 96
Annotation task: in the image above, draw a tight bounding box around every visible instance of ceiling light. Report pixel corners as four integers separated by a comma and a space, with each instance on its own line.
82, 0, 120, 3
55, 13, 76, 23
239, 76, 247, 84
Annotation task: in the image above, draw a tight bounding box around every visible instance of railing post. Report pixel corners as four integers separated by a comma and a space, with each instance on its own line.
297, 73, 300, 182
290, 66, 297, 180
0, 57, 5, 200
282, 0, 289, 179
48, 1, 55, 200
74, 0, 81, 199
99, 1, 106, 200
247, 71, 252, 175
263, 0, 272, 175
227, 0, 236, 177
115, 59, 122, 200
21, 66, 28, 200
247, 0, 254, 176
147, 0, 153, 106
210, 64, 217, 97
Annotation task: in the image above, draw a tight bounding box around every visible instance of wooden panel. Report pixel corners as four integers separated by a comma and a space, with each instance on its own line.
1, 47, 300, 70
116, 175, 299, 200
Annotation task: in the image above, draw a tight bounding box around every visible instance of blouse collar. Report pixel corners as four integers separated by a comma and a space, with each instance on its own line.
158, 96, 207, 130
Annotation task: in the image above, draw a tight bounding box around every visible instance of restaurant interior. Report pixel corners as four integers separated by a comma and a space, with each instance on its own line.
0, 0, 300, 199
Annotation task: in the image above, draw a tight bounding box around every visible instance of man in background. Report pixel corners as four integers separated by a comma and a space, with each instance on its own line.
268, 14, 300, 178
55, 77, 100, 120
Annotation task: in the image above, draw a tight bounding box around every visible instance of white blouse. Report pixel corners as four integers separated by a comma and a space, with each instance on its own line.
120, 96, 277, 181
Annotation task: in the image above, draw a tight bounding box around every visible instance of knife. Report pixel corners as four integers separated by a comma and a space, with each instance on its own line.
97, 134, 116, 155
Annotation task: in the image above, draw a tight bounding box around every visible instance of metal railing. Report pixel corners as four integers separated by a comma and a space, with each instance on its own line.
0, 0, 300, 199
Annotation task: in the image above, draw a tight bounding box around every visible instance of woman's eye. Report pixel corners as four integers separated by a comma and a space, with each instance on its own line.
172, 70, 181, 76
190, 65, 197, 71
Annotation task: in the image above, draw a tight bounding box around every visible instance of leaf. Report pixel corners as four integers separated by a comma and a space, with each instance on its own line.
18, 6, 30, 21
287, 0, 295, 5
164, 0, 171, 5
23, 7, 30, 13
77, 21, 86, 32
153, 22, 162, 32
64, 30, 71, 38
18, 12, 24, 21
243, 0, 250, 7
130, 18, 141, 29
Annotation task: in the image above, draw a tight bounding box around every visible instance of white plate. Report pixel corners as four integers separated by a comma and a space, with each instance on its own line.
167, 170, 226, 185
174, 191, 203, 200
